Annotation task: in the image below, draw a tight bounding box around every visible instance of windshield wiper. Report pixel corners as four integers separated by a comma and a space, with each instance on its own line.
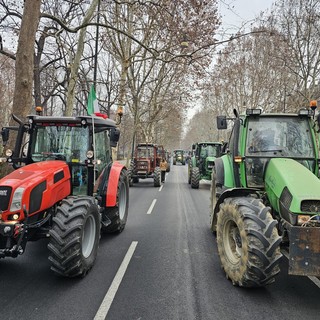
249, 149, 283, 154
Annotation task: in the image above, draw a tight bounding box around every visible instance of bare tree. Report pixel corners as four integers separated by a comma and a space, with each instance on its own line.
13, 0, 41, 119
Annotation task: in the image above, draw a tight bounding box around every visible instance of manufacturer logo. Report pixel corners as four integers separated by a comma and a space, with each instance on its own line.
0, 190, 7, 196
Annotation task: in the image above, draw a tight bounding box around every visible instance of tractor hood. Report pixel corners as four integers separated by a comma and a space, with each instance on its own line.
206, 156, 216, 169
265, 158, 320, 223
0, 161, 71, 220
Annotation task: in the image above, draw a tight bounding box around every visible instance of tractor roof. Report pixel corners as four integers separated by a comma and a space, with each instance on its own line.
137, 143, 157, 147
197, 142, 222, 145
28, 115, 117, 129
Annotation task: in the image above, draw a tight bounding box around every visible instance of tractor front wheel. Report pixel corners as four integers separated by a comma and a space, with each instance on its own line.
216, 197, 282, 287
101, 169, 129, 233
48, 196, 101, 277
154, 167, 161, 187
191, 167, 200, 189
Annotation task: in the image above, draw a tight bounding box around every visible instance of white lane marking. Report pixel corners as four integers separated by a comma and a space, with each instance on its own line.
282, 249, 320, 289
308, 276, 320, 288
159, 185, 163, 191
94, 241, 138, 320
147, 199, 157, 214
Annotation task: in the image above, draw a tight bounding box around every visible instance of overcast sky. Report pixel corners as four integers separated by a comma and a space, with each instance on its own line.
218, 0, 275, 32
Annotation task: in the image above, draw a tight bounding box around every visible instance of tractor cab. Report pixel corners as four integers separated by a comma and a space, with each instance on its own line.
244, 112, 316, 187
2, 114, 120, 196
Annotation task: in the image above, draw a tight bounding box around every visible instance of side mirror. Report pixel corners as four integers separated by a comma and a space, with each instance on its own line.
1, 128, 9, 146
217, 116, 227, 130
110, 127, 120, 147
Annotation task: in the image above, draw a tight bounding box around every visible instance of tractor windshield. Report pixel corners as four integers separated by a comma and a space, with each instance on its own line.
30, 126, 89, 163
137, 146, 154, 158
245, 116, 315, 187
200, 145, 220, 158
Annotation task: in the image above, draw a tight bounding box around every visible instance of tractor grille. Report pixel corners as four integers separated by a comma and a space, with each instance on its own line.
0, 186, 12, 211
136, 161, 148, 170
280, 187, 293, 210
301, 200, 320, 213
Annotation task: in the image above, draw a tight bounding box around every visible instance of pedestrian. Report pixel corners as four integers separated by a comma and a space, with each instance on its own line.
160, 158, 167, 183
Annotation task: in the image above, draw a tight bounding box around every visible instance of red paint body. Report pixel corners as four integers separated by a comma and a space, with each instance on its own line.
0, 161, 71, 221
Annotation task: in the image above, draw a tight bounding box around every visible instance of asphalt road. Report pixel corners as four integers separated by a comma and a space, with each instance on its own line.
1, 164, 319, 320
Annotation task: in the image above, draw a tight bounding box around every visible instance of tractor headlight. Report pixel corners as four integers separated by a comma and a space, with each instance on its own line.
10, 187, 24, 212
86, 150, 94, 159
5, 149, 13, 157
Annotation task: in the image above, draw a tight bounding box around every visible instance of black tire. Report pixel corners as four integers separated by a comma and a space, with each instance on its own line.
191, 167, 200, 189
166, 164, 171, 173
216, 197, 282, 287
127, 167, 133, 187
154, 167, 161, 187
188, 167, 191, 184
132, 177, 139, 183
173, 160, 176, 165
48, 196, 101, 277
101, 169, 129, 233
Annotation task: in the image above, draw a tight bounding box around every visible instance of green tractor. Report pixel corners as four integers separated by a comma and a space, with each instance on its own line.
172, 149, 185, 165
210, 107, 320, 287
188, 142, 222, 189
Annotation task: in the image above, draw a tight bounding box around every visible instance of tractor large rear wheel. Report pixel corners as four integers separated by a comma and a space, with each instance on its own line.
191, 167, 200, 189
101, 169, 129, 233
216, 197, 282, 287
127, 167, 134, 187
48, 196, 100, 277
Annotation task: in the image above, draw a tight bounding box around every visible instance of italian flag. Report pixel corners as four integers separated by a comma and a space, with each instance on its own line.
87, 85, 100, 115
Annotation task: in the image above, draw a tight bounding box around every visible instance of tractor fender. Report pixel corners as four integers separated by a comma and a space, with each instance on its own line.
214, 158, 224, 187
214, 187, 259, 215
106, 162, 126, 207
215, 155, 235, 188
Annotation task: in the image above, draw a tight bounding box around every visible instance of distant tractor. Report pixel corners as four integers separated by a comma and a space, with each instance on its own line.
188, 142, 222, 189
0, 111, 129, 277
210, 107, 320, 287
173, 149, 185, 165
128, 143, 163, 187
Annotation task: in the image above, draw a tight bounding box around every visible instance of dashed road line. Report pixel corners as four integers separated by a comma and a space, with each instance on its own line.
147, 199, 157, 214
94, 241, 138, 320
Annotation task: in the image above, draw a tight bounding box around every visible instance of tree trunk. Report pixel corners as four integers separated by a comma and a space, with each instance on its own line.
13, 0, 41, 120
65, 0, 99, 116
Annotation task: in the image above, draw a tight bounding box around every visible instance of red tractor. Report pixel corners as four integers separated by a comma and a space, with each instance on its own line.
128, 143, 164, 187
0, 111, 129, 277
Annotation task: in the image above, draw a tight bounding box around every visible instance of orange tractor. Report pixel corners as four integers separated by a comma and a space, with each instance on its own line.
0, 111, 129, 277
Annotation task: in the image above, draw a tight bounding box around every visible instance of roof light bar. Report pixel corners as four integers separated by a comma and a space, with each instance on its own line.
246, 109, 261, 116
298, 108, 313, 117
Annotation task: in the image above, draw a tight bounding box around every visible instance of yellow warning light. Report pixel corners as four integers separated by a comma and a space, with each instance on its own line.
310, 100, 317, 108
234, 156, 243, 163
35, 106, 43, 115
117, 106, 124, 116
